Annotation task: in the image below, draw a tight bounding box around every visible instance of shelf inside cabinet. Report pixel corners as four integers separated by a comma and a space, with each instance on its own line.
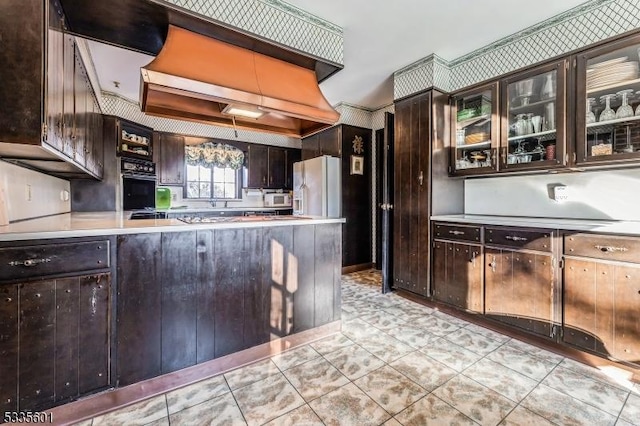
455, 141, 491, 150
456, 114, 490, 129
121, 138, 149, 147
586, 77, 640, 96
509, 98, 555, 113
586, 114, 640, 132
507, 129, 557, 142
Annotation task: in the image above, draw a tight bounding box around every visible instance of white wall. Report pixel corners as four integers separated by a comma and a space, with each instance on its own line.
0, 161, 71, 222
465, 168, 640, 221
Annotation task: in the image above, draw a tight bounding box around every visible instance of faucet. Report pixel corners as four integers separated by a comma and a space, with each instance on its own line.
210, 199, 216, 208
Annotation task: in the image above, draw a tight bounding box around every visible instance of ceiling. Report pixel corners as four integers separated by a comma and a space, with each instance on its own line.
88, 0, 589, 111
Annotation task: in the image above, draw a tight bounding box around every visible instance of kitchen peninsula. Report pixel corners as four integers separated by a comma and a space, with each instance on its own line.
0, 214, 344, 412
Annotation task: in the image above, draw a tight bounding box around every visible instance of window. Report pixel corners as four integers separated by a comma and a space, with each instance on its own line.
186, 164, 240, 199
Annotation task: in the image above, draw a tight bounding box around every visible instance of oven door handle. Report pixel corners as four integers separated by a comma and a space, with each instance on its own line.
122, 173, 157, 181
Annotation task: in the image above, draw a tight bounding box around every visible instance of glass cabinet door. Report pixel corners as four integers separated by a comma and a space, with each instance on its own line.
501, 60, 566, 170
451, 83, 498, 175
576, 34, 640, 165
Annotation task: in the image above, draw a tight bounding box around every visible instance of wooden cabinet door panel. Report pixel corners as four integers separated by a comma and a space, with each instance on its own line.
318, 126, 341, 157
214, 229, 245, 357
46, 29, 64, 152
19, 281, 56, 410
161, 232, 197, 374
73, 49, 86, 167
301, 134, 319, 160
268, 147, 286, 188
243, 228, 267, 348
0, 284, 19, 413
247, 144, 268, 188
116, 234, 162, 386
285, 149, 301, 189
564, 258, 604, 352
55, 278, 79, 402
78, 274, 110, 394
485, 249, 516, 326
195, 230, 215, 363
393, 98, 411, 292
314, 224, 340, 326
432, 241, 448, 304
450, 244, 482, 313
158, 134, 185, 185
62, 34, 75, 158
292, 225, 316, 332
612, 264, 640, 362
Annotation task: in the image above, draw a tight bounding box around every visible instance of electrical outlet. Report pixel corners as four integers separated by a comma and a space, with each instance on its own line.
25, 184, 32, 201
171, 193, 177, 202
552, 185, 569, 202
60, 190, 69, 201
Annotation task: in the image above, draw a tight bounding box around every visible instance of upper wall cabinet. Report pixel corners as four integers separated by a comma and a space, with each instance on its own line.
500, 60, 568, 171
575, 33, 640, 166
450, 83, 499, 176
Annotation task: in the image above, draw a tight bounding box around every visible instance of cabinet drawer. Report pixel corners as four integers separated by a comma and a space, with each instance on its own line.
0, 241, 109, 281
485, 227, 552, 252
564, 233, 640, 263
433, 223, 481, 243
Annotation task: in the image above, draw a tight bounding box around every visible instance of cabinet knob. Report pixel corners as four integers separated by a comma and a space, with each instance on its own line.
5, 298, 12, 303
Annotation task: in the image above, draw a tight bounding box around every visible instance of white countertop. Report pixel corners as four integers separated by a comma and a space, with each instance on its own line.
431, 214, 640, 236
161, 206, 292, 213
0, 212, 345, 241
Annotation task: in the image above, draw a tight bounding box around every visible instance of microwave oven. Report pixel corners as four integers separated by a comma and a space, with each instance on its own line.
264, 193, 291, 207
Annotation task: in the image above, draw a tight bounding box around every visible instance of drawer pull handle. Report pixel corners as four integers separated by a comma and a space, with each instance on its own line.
505, 235, 528, 242
595, 245, 628, 253
8, 258, 52, 267
449, 230, 465, 236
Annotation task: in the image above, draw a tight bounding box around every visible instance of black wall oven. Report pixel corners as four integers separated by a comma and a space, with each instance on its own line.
121, 158, 157, 210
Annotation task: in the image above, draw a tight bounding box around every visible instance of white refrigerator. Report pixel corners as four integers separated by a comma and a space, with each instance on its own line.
292, 155, 341, 217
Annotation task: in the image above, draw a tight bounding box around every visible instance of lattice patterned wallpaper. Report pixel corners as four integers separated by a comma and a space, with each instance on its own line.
101, 92, 301, 148
162, 0, 343, 65
394, 0, 639, 98
335, 103, 373, 128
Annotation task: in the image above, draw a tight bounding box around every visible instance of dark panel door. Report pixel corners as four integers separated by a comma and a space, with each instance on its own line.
116, 234, 162, 386
563, 258, 602, 352
267, 147, 286, 188
485, 248, 514, 325
315, 224, 339, 326
55, 277, 79, 403
292, 225, 315, 332
432, 241, 448, 304
46, 29, 64, 152
19, 281, 56, 410
78, 273, 110, 393
450, 244, 482, 313
161, 231, 197, 374
263, 226, 294, 338
285, 148, 301, 189
393, 93, 430, 296
516, 252, 553, 336
301, 134, 319, 160
196, 230, 216, 363
243, 228, 266, 348
73, 47, 87, 167
0, 284, 19, 413
158, 133, 185, 185
214, 229, 245, 357
318, 126, 341, 157
62, 34, 75, 158
247, 144, 268, 188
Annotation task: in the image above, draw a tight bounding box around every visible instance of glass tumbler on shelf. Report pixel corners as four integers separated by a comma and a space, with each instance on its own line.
599, 94, 616, 122
615, 89, 634, 119
586, 98, 596, 124
540, 73, 555, 100
635, 91, 640, 116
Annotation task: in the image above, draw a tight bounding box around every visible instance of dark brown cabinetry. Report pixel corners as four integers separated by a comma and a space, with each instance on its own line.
575, 33, 640, 167
484, 225, 555, 338
563, 233, 640, 365
0, 238, 112, 412
450, 83, 499, 175
285, 148, 301, 189
156, 132, 184, 185
246, 145, 289, 189
393, 92, 432, 295
301, 126, 341, 160
0, 0, 103, 179
432, 240, 483, 312
500, 60, 568, 171
116, 224, 341, 385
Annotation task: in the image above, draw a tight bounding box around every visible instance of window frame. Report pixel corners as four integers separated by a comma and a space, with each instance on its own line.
183, 163, 243, 200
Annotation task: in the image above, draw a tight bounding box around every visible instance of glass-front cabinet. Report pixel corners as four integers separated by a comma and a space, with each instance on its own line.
500, 60, 567, 170
576, 34, 640, 165
451, 83, 499, 175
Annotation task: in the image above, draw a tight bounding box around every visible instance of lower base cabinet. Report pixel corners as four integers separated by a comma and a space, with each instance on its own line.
563, 257, 640, 363
485, 248, 554, 337
0, 274, 110, 413
432, 241, 483, 313
116, 224, 341, 386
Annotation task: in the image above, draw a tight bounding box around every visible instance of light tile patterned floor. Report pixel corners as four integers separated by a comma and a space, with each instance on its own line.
81, 270, 640, 426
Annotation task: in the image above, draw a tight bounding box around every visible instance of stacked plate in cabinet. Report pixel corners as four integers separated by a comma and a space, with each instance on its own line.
587, 57, 639, 91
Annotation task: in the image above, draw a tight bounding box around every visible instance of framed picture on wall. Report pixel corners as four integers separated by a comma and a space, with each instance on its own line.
351, 155, 364, 175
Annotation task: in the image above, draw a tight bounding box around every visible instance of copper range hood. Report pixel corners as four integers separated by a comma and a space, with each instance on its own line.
140, 25, 340, 138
